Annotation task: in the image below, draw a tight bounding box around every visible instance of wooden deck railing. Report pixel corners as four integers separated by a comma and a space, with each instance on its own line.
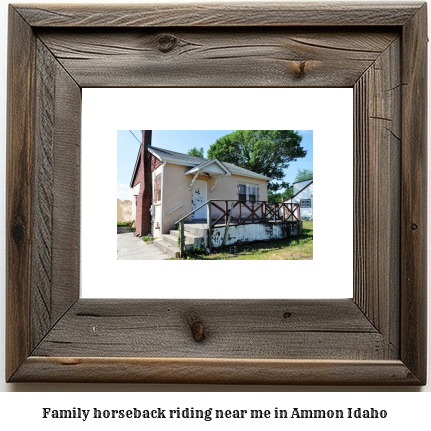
176, 200, 300, 257
208, 200, 300, 228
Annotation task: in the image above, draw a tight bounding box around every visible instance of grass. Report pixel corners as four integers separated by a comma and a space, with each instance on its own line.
117, 221, 130, 226
185, 221, 313, 260
141, 235, 154, 244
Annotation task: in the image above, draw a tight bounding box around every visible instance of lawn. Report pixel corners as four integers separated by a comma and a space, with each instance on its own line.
187, 221, 313, 260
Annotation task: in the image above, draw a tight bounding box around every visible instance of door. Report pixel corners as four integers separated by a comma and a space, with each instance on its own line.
191, 180, 207, 220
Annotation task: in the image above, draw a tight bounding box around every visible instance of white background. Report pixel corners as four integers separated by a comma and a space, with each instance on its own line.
0, 0, 430, 422
81, 87, 353, 299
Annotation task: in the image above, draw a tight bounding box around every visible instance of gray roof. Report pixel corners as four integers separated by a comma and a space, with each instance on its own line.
149, 146, 205, 165
149, 146, 271, 180
224, 161, 267, 178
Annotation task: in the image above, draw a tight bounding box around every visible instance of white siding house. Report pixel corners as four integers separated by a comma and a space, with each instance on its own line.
289, 178, 313, 220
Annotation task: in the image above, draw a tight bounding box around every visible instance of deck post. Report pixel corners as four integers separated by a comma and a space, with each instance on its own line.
179, 220, 185, 257
207, 202, 212, 251
222, 202, 235, 247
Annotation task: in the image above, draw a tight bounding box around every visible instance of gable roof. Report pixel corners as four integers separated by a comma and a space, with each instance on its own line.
149, 146, 205, 165
184, 158, 232, 176
293, 177, 313, 185
148, 146, 271, 181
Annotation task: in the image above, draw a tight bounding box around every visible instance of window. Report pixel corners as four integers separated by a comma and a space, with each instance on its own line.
154, 175, 162, 202
301, 199, 311, 208
238, 184, 258, 202
238, 184, 247, 201
248, 185, 257, 203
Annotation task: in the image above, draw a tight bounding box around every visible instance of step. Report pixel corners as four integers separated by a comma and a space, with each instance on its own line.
163, 234, 203, 251
183, 223, 209, 236
152, 239, 179, 259
168, 230, 205, 249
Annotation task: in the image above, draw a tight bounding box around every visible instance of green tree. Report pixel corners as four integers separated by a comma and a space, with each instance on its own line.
282, 186, 294, 201
294, 169, 313, 182
207, 130, 305, 192
267, 191, 283, 203
268, 186, 294, 203
187, 147, 205, 158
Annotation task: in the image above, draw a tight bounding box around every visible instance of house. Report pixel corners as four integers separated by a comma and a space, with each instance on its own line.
287, 178, 313, 220
130, 131, 303, 256
130, 130, 270, 236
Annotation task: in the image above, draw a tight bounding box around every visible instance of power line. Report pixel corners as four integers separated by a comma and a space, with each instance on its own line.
129, 130, 142, 145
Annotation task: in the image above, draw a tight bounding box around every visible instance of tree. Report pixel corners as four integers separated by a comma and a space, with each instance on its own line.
207, 130, 305, 192
294, 169, 313, 182
283, 186, 294, 201
187, 147, 205, 158
268, 186, 294, 203
267, 190, 283, 203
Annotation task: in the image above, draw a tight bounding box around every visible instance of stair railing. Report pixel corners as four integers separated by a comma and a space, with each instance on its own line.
175, 200, 212, 257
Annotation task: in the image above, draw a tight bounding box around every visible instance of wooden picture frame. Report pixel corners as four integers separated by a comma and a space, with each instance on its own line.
6, 2, 427, 384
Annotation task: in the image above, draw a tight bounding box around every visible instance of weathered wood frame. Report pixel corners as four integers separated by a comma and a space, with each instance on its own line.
6, 3, 427, 384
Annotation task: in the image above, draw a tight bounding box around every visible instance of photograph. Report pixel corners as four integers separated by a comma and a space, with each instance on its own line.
117, 130, 313, 260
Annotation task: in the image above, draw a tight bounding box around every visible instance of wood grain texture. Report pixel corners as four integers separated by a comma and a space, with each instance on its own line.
50, 50, 81, 324
353, 38, 401, 359
6, 8, 36, 381
6, 2, 427, 385
32, 40, 56, 347
12, 358, 420, 385
400, 3, 428, 384
32, 299, 384, 360
37, 29, 398, 88
15, 2, 422, 27
31, 39, 81, 350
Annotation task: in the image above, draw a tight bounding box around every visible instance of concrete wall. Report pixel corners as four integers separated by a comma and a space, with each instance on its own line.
161, 162, 268, 234
211, 221, 302, 248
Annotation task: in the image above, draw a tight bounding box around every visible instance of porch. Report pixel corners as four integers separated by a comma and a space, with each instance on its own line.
174, 200, 302, 257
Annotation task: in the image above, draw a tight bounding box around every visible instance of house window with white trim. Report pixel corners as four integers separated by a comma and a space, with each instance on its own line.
238, 184, 258, 202
300, 199, 311, 208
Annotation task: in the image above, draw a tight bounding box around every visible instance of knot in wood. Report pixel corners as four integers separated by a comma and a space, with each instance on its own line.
295, 61, 307, 78
11, 222, 25, 245
186, 315, 206, 342
157, 34, 178, 53
283, 311, 292, 319
410, 223, 418, 231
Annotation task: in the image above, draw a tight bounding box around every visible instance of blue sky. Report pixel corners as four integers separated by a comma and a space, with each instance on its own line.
117, 130, 313, 200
